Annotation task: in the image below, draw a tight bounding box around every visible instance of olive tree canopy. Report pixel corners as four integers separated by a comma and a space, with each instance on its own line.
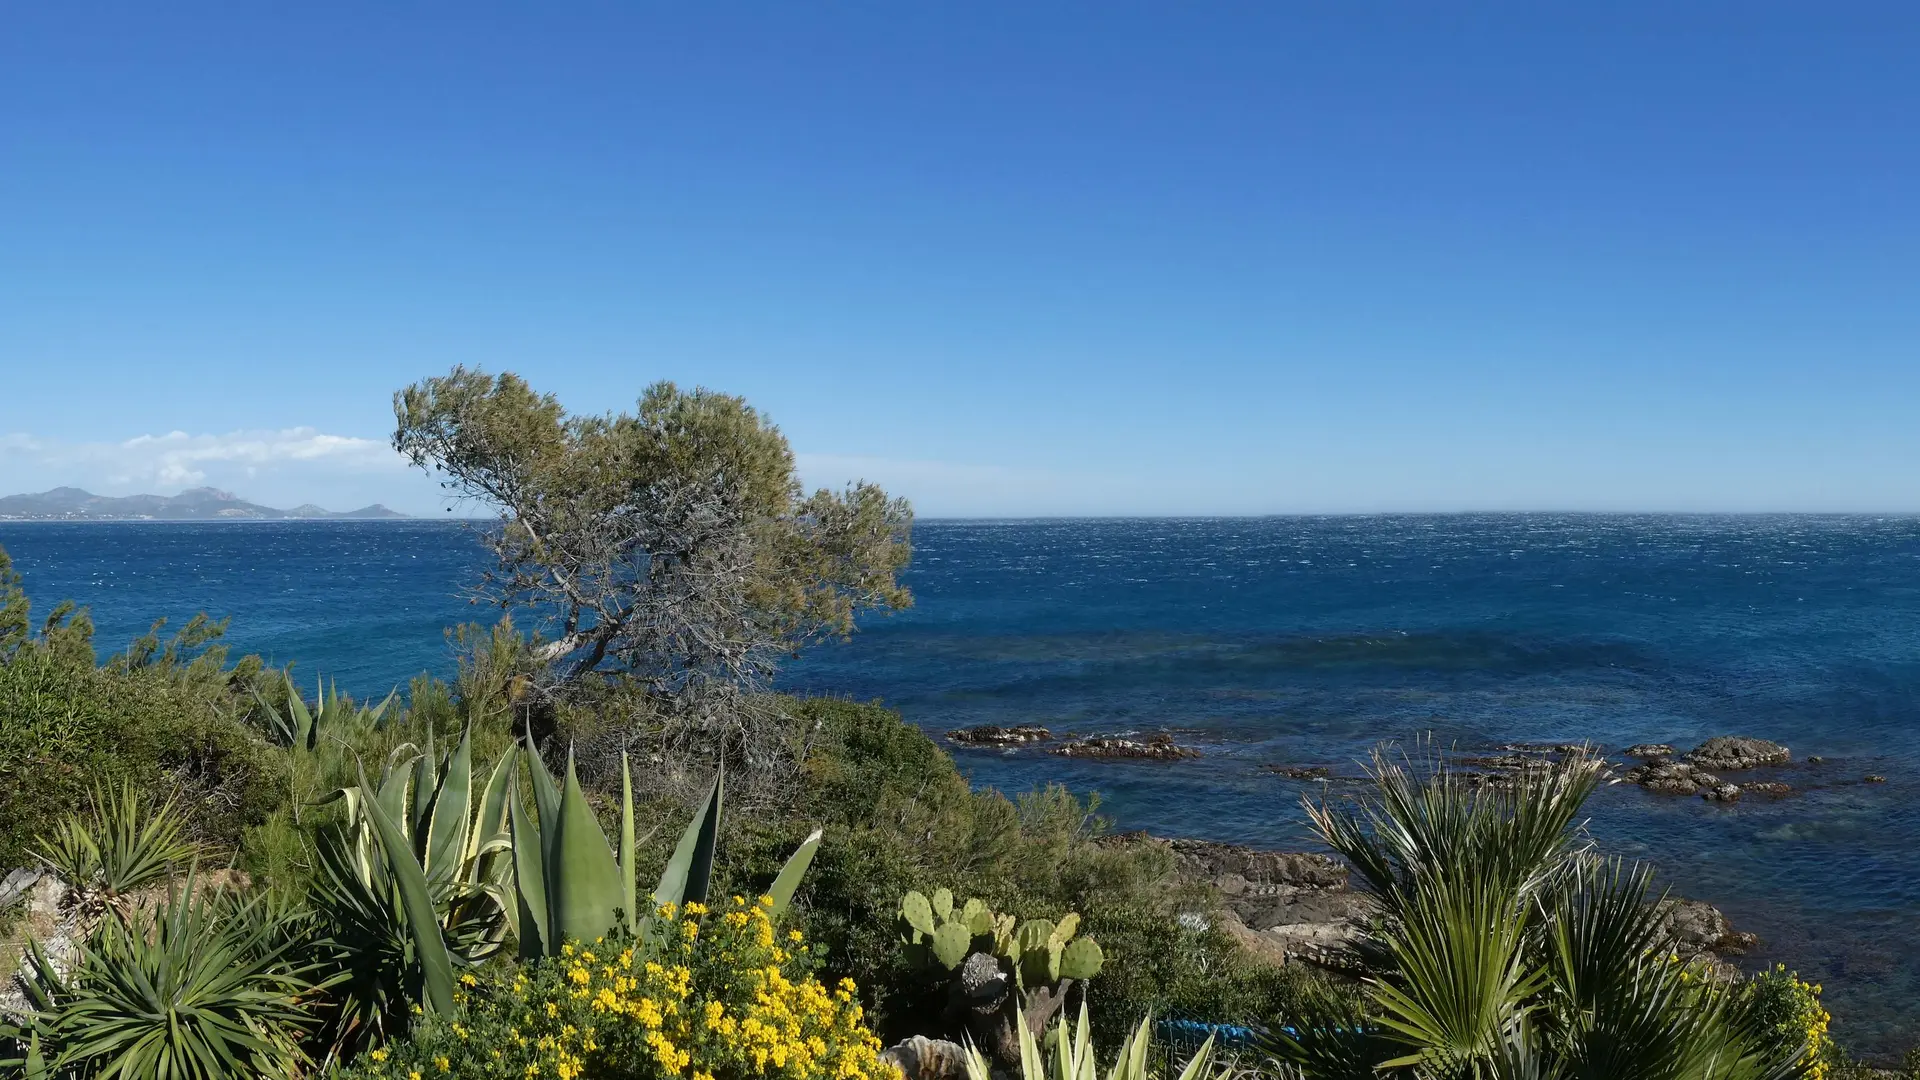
392, 368, 912, 713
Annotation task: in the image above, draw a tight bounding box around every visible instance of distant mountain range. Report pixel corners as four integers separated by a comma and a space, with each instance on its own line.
0, 487, 407, 521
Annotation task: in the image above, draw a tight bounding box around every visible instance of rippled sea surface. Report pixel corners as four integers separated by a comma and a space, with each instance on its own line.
3, 516, 1917, 1053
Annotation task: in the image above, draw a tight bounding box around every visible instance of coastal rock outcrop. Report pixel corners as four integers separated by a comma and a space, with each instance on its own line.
1145, 835, 1759, 985
1264, 764, 1332, 780
946, 725, 1052, 748
1623, 736, 1800, 801
1685, 736, 1790, 771
1050, 733, 1199, 760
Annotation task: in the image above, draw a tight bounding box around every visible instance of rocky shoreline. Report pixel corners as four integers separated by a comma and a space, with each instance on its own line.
945, 723, 1896, 809
1132, 833, 1761, 981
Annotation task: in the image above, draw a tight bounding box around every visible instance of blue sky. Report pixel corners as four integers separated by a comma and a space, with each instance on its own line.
3, 4, 1918, 515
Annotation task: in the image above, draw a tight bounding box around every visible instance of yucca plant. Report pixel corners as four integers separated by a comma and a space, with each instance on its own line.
12, 866, 317, 1080
35, 780, 199, 922
963, 1002, 1232, 1080
507, 733, 823, 959
1264, 746, 1810, 1080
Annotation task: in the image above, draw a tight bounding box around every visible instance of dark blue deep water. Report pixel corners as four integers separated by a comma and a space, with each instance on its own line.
3, 517, 1917, 1053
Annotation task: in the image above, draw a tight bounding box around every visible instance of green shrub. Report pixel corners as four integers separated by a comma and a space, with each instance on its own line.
0, 624, 287, 869
725, 698, 1322, 1048
1741, 964, 1838, 1079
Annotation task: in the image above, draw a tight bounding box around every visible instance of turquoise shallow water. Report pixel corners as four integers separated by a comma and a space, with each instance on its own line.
2, 516, 1917, 1054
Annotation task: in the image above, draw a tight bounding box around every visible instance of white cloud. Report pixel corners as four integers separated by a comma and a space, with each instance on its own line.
0, 427, 436, 512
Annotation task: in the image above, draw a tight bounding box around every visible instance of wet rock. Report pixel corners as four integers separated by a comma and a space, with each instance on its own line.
1624, 743, 1677, 759
1264, 764, 1331, 780
1865, 774, 1887, 784
1685, 736, 1790, 771
1701, 784, 1742, 803
1050, 733, 1198, 760
1742, 781, 1793, 797
1456, 753, 1554, 772
1660, 898, 1760, 960
1496, 742, 1592, 756
1626, 760, 1722, 795
946, 725, 1052, 747
1807, 756, 1826, 764
881, 1036, 971, 1080
1161, 838, 1350, 894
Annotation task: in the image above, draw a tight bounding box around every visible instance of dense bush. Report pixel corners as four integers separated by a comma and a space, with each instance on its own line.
338, 896, 890, 1080
0, 550, 287, 869
1741, 965, 1837, 1080
723, 697, 1315, 1048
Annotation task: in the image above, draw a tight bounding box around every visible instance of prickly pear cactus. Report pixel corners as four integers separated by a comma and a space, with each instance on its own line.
895, 889, 1105, 987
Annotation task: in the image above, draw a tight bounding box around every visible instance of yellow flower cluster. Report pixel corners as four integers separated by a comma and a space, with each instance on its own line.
347, 894, 894, 1080
558, 895, 889, 1080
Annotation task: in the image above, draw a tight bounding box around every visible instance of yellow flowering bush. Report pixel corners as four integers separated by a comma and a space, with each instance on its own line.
1742, 964, 1835, 1080
340, 895, 894, 1080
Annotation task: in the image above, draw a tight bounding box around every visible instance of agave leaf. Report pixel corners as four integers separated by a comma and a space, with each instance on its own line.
367, 687, 397, 726
375, 745, 420, 828
356, 761, 456, 1015
412, 725, 438, 840
654, 765, 722, 908
469, 747, 517, 881
424, 727, 474, 883
1108, 1010, 1151, 1080
287, 673, 316, 751
767, 828, 822, 920
621, 751, 638, 930
509, 777, 549, 961
548, 749, 625, 949
525, 732, 563, 868
1170, 1034, 1218, 1080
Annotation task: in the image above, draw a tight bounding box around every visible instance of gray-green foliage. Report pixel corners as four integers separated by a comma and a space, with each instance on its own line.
508, 733, 822, 958
254, 671, 398, 752
307, 725, 516, 1057
961, 1002, 1230, 1080
1267, 745, 1811, 1080
391, 368, 913, 713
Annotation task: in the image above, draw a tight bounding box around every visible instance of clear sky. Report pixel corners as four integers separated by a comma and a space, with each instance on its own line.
3, 4, 1917, 516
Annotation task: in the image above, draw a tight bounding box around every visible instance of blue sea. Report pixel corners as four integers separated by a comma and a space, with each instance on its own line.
2, 517, 1917, 1054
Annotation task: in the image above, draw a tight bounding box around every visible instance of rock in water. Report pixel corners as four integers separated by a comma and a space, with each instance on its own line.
1626, 760, 1722, 795
946, 725, 1052, 747
1623, 743, 1677, 759
1685, 736, 1790, 771
1050, 733, 1199, 760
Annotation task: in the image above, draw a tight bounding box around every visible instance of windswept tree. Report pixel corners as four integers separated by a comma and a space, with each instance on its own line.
392, 368, 912, 755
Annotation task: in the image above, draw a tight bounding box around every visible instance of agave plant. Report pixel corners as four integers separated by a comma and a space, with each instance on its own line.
35, 780, 200, 922
12, 866, 317, 1080
1264, 746, 1810, 1080
508, 734, 823, 959
255, 671, 398, 752
962, 1002, 1230, 1080
305, 724, 516, 1057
